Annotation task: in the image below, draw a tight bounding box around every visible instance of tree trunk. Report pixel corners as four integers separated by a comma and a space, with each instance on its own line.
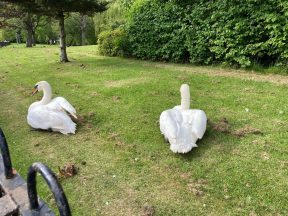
16, 31, 21, 44
26, 28, 33, 47
80, 14, 87, 46
25, 13, 33, 47
58, 12, 69, 62
32, 31, 36, 46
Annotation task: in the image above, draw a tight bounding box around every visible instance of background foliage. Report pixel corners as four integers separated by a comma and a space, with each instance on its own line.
100, 0, 288, 68
2, 0, 288, 69
1, 13, 96, 45
98, 27, 129, 56
66, 13, 96, 46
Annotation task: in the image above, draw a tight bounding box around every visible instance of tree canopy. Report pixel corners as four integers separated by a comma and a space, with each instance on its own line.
6, 0, 108, 15
4, 0, 108, 62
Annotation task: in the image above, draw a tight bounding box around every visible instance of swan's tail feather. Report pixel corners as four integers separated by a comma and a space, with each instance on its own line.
67, 122, 76, 134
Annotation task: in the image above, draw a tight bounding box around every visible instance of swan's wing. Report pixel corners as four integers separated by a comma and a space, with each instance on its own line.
160, 109, 182, 139
49, 97, 77, 119
27, 106, 76, 134
190, 110, 207, 139
27, 106, 70, 130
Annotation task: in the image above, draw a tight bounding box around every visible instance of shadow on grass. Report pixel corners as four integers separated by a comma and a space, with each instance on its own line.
178, 122, 238, 161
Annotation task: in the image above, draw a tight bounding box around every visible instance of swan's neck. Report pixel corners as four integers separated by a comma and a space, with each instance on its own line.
181, 87, 190, 110
40, 85, 52, 104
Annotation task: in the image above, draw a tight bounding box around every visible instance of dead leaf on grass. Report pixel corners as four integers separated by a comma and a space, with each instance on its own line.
58, 163, 78, 179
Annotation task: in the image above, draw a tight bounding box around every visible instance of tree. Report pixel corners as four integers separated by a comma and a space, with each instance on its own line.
0, 2, 22, 28
93, 1, 124, 40
23, 13, 43, 47
35, 20, 58, 44
0, 2, 45, 47
65, 13, 96, 46
6, 0, 108, 62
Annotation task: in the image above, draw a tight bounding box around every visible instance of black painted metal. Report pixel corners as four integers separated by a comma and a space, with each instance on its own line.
0, 128, 14, 179
27, 162, 71, 216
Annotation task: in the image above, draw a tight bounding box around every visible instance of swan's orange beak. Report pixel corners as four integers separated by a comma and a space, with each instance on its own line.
32, 87, 38, 95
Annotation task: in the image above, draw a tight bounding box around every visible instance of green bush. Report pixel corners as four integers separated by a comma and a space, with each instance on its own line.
127, 1, 188, 62
125, 0, 288, 68
98, 28, 129, 57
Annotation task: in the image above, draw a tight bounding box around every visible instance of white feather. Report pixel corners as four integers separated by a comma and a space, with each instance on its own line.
48, 97, 77, 119
160, 109, 182, 140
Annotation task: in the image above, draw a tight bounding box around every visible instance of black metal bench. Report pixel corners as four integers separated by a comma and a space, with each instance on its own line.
0, 41, 10, 48
0, 128, 71, 216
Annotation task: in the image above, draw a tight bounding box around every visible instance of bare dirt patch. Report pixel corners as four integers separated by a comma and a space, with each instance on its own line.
141, 205, 155, 216
211, 118, 263, 137
79, 63, 86, 69
76, 112, 96, 129
261, 152, 270, 160
112, 95, 121, 102
107, 131, 127, 148
108, 132, 119, 140
151, 63, 288, 85
90, 91, 101, 97
212, 118, 230, 133
232, 126, 262, 137
105, 77, 150, 88
65, 82, 80, 89
187, 179, 208, 196
206, 69, 288, 85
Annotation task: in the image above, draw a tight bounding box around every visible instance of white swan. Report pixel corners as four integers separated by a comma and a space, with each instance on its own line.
160, 84, 207, 153
27, 81, 77, 134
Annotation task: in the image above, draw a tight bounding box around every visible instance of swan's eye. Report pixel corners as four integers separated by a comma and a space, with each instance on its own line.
34, 85, 38, 89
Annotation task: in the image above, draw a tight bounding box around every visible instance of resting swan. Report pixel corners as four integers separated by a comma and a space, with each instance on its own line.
160, 84, 207, 153
27, 81, 77, 134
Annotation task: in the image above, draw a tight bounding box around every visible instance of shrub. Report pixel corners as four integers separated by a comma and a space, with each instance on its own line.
98, 28, 129, 57
125, 0, 288, 68
127, 1, 188, 62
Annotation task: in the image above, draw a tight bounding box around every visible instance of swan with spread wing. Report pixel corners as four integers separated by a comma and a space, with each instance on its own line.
27, 81, 77, 134
160, 84, 207, 153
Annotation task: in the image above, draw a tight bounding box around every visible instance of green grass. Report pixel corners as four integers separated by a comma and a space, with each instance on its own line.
0, 45, 287, 216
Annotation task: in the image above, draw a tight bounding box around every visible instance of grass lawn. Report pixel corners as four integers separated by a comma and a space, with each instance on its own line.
0, 44, 287, 215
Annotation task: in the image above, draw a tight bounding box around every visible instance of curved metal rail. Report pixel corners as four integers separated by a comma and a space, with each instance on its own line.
0, 128, 14, 179
27, 162, 71, 216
